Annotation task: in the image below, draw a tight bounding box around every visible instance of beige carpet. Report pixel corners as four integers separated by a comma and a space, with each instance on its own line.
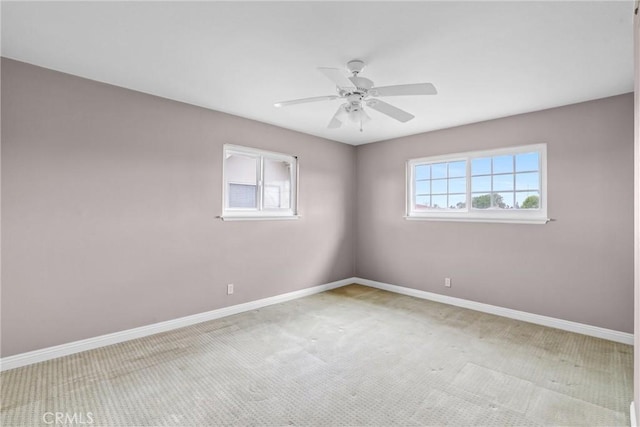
0, 284, 633, 426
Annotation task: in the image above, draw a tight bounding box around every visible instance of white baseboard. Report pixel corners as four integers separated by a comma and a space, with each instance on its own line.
0, 278, 354, 372
2, 276, 632, 372
354, 278, 634, 345
632, 402, 637, 427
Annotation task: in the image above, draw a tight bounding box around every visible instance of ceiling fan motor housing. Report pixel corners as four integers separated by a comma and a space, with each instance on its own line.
347, 94, 364, 109
339, 77, 373, 99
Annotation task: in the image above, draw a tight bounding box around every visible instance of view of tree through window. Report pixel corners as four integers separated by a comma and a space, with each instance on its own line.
470, 152, 540, 210
407, 144, 546, 223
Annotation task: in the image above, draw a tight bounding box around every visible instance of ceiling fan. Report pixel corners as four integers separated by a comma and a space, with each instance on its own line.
274, 59, 437, 131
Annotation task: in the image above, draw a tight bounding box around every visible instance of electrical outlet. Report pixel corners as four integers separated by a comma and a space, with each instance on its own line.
227, 284, 234, 295
444, 278, 451, 288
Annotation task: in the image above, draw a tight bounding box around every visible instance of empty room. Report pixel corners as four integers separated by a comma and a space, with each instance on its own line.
2, 1, 639, 426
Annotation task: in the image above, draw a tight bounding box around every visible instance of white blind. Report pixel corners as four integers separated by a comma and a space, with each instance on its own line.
228, 184, 257, 208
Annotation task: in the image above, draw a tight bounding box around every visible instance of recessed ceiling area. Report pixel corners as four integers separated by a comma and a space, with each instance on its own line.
1, 1, 634, 145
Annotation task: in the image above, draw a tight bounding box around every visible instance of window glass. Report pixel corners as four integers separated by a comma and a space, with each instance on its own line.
228, 184, 257, 209
416, 180, 430, 195
448, 194, 466, 209
411, 159, 467, 212
448, 161, 466, 178
493, 174, 514, 192
431, 163, 447, 179
516, 152, 539, 172
415, 164, 430, 180
449, 178, 466, 193
497, 192, 515, 209
432, 179, 447, 194
472, 157, 491, 175
415, 195, 430, 210
493, 155, 513, 174
225, 154, 258, 209
516, 172, 539, 191
471, 175, 491, 192
516, 191, 540, 209
471, 193, 493, 209
431, 195, 447, 209
263, 158, 292, 209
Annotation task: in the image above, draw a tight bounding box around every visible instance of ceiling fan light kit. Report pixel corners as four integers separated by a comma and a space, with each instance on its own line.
274, 59, 438, 132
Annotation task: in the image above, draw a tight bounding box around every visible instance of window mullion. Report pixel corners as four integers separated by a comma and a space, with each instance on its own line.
409, 164, 415, 214
490, 157, 494, 208
292, 156, 298, 215
258, 156, 264, 211
429, 164, 433, 209
413, 165, 417, 213
466, 157, 471, 211
446, 164, 450, 209
513, 156, 517, 208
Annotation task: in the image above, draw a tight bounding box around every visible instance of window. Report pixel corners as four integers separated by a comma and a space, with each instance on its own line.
222, 145, 298, 220
406, 144, 547, 224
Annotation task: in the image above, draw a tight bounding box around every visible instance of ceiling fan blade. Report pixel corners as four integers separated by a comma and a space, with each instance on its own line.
366, 99, 415, 123
318, 67, 356, 90
370, 83, 437, 97
274, 95, 339, 107
327, 105, 347, 129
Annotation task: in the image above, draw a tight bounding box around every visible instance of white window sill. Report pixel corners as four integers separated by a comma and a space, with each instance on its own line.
218, 215, 300, 221
404, 215, 549, 225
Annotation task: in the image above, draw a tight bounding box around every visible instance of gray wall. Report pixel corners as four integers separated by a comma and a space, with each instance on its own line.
2, 58, 634, 358
1, 58, 357, 357
356, 94, 635, 333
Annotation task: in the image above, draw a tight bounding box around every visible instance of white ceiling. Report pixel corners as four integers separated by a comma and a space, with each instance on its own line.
1, 1, 635, 145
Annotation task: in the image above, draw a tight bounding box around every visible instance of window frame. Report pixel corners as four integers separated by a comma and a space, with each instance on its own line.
221, 144, 298, 221
406, 143, 548, 224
